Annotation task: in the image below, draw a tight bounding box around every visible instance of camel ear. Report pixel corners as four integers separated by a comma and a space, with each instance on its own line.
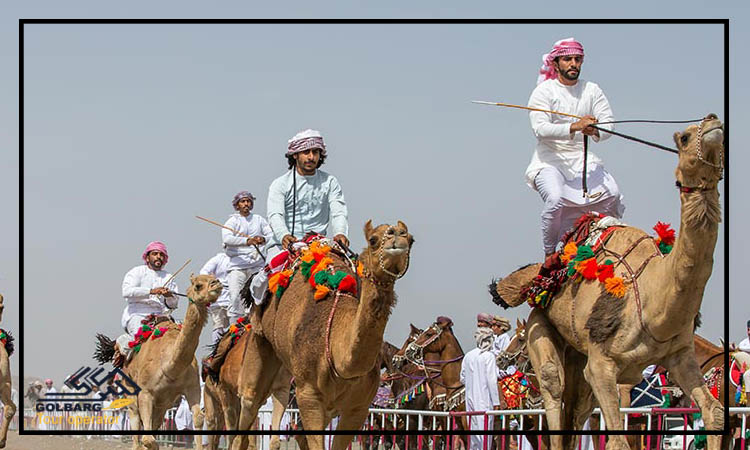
189, 273, 195, 282
410, 323, 419, 333
397, 220, 408, 233
673, 132, 682, 147
517, 318, 522, 328
364, 220, 374, 238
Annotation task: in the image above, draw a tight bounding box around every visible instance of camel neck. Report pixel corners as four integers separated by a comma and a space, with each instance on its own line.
332, 258, 396, 379
649, 189, 720, 339
163, 302, 207, 377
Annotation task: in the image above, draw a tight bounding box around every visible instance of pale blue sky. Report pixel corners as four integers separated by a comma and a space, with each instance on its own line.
3, 2, 747, 386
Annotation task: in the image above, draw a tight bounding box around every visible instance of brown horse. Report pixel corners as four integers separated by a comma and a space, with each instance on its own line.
393, 317, 468, 450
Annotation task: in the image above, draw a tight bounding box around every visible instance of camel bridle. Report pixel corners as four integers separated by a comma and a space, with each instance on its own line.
377, 226, 410, 279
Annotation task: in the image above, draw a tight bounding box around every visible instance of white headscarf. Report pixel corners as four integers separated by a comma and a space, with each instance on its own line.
474, 327, 495, 353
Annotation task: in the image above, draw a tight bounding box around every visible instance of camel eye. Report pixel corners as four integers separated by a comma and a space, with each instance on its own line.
369, 236, 378, 246
387, 228, 395, 235
195, 284, 203, 290
680, 134, 689, 145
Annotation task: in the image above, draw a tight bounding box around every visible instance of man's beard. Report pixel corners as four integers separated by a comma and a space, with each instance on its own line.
560, 68, 580, 81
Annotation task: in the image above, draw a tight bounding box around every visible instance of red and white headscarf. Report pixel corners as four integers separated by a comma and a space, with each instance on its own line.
142, 241, 169, 264
286, 129, 327, 157
537, 37, 585, 85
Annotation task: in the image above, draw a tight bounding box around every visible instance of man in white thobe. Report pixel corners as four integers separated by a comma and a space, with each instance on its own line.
250, 129, 349, 305
460, 327, 500, 450
116, 241, 179, 361
223, 191, 273, 322
490, 315, 512, 357
527, 38, 625, 257
731, 319, 750, 401
199, 252, 232, 344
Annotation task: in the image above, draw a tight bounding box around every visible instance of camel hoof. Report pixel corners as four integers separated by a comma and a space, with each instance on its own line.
0, 439, 6, 448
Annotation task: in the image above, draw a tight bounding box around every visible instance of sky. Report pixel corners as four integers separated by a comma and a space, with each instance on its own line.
2, 2, 748, 389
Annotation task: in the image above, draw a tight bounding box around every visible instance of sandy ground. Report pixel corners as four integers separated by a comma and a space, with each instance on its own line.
2, 431, 134, 450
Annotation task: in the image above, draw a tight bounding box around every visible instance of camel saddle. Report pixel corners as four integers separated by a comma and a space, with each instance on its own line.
113, 314, 174, 369
492, 213, 624, 309
201, 316, 251, 382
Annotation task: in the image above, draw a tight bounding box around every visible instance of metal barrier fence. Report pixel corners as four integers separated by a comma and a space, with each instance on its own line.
19, 406, 750, 450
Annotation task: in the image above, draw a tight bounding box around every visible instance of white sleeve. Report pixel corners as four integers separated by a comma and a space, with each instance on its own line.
164, 277, 179, 309
460, 359, 467, 385
590, 84, 614, 143
267, 177, 291, 243
328, 176, 348, 238
487, 355, 500, 407
222, 217, 248, 247
122, 268, 151, 299
528, 86, 574, 140
260, 216, 274, 242
199, 257, 216, 276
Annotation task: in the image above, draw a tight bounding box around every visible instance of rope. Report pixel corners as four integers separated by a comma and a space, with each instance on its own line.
590, 124, 678, 154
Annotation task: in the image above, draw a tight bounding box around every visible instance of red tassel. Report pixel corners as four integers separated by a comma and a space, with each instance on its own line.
580, 258, 598, 280
597, 263, 615, 283
653, 221, 676, 246
338, 275, 357, 294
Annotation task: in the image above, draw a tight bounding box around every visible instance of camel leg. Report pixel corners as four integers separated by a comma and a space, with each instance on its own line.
128, 401, 143, 450
331, 408, 369, 450
0, 381, 15, 448
203, 384, 221, 450
296, 385, 329, 450
663, 350, 724, 450
583, 353, 628, 450
526, 309, 566, 450
269, 375, 291, 450
137, 393, 159, 450
231, 334, 283, 450
186, 381, 204, 450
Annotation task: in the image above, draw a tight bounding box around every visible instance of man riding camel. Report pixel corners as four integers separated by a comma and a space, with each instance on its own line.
527, 38, 625, 259
222, 190, 273, 322
250, 129, 350, 305
115, 241, 179, 363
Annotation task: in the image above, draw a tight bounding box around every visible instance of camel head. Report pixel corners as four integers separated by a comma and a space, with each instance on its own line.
673, 113, 724, 191
186, 274, 223, 308
362, 220, 414, 284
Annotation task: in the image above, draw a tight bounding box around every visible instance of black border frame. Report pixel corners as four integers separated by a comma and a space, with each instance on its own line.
18, 18, 730, 440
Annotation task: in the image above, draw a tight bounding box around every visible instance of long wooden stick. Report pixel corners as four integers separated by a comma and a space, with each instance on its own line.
163, 258, 191, 288
472, 100, 585, 120
195, 215, 264, 256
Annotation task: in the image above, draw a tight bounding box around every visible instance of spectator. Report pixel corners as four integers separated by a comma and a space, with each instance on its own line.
460, 327, 500, 450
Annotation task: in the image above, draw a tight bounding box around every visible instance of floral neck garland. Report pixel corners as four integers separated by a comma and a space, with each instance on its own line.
268, 240, 358, 302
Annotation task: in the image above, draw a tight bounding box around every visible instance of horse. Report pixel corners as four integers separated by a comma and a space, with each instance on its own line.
392, 317, 468, 450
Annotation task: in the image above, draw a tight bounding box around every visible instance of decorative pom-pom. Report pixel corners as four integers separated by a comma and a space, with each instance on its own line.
604, 276, 627, 298
597, 262, 615, 282
653, 221, 676, 246
561, 242, 578, 264
579, 258, 598, 280
314, 284, 331, 300
338, 274, 357, 294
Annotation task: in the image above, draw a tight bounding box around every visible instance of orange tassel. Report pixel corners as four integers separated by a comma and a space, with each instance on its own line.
314, 284, 331, 300
605, 277, 627, 298
561, 242, 578, 264
357, 262, 364, 277
311, 257, 334, 277
268, 272, 282, 294
300, 251, 315, 263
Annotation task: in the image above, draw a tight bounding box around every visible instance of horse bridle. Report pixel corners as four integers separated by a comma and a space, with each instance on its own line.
392, 323, 444, 369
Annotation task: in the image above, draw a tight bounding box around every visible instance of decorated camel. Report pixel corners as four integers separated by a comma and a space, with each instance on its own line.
230, 220, 413, 450
203, 328, 294, 450
0, 295, 15, 448
493, 115, 724, 450
95, 274, 222, 450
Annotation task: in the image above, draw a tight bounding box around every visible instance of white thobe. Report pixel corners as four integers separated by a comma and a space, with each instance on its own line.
121, 265, 179, 332
526, 79, 624, 253
739, 337, 750, 352
267, 169, 348, 246
199, 253, 232, 308
460, 347, 500, 450
222, 213, 273, 271
174, 396, 192, 430
492, 332, 511, 356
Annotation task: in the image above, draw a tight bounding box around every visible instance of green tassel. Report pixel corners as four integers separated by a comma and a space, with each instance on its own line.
134, 344, 141, 353
567, 261, 577, 277
301, 261, 315, 279
574, 245, 594, 261
659, 243, 673, 254
328, 271, 348, 290
604, 260, 613, 265
276, 286, 285, 299
314, 270, 330, 285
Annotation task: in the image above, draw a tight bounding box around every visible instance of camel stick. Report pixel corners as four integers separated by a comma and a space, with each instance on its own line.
195, 215, 264, 256
162, 258, 191, 288
471, 100, 585, 120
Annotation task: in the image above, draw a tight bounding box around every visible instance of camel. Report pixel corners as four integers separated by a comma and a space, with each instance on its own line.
95, 274, 222, 450
0, 295, 15, 448
517, 114, 725, 450
203, 330, 294, 450
230, 220, 413, 450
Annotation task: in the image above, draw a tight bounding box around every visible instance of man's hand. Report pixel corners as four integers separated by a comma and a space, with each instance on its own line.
150, 287, 171, 296
282, 234, 298, 251
333, 234, 350, 249
570, 115, 598, 136
246, 236, 265, 246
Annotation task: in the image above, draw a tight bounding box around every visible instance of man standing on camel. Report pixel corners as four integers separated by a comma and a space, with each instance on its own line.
527, 38, 625, 259
250, 129, 349, 305
115, 241, 179, 363
222, 191, 273, 322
